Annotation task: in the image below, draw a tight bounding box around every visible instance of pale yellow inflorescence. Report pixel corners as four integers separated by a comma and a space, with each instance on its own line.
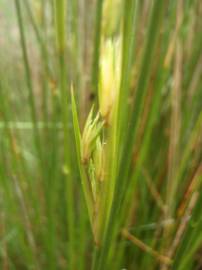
81, 109, 103, 164
99, 38, 122, 124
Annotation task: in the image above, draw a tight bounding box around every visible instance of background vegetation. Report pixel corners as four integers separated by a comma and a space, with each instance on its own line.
0, 0, 202, 269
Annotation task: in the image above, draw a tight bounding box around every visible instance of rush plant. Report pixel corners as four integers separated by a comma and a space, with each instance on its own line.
0, 0, 202, 269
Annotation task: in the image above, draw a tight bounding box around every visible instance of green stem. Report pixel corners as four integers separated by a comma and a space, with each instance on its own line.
53, 1, 75, 268
91, 0, 104, 96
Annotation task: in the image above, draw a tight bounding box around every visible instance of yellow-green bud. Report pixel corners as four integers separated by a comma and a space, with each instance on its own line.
81, 108, 103, 164
99, 38, 122, 124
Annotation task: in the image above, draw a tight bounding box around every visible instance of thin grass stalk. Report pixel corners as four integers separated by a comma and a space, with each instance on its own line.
166, 0, 183, 217
122, 229, 172, 266
117, 0, 138, 145
91, 0, 104, 95
161, 1, 184, 257
53, 1, 75, 268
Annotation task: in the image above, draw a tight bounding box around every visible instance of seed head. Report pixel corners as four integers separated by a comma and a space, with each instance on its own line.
99, 38, 121, 124
81, 108, 103, 164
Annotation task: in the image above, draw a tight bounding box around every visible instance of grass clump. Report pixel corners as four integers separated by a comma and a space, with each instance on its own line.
0, 0, 202, 269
